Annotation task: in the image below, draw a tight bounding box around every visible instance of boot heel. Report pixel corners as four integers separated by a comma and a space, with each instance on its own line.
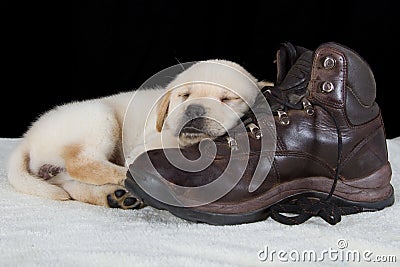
333, 162, 395, 211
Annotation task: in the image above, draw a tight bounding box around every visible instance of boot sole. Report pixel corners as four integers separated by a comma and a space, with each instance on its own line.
125, 162, 394, 225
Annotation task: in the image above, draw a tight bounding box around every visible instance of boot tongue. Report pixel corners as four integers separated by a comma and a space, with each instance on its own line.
275, 42, 311, 86
278, 49, 313, 103
275, 42, 298, 85
231, 43, 314, 131
268, 45, 313, 111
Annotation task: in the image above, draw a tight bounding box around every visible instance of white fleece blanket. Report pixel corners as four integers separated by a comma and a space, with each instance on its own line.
0, 137, 399, 267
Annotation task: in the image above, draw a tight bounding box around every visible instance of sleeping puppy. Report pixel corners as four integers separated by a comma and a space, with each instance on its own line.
7, 59, 263, 209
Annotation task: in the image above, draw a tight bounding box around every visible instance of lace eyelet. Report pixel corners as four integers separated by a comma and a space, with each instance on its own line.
302, 98, 314, 116
247, 123, 262, 139
321, 81, 334, 93
277, 110, 290, 125
226, 136, 238, 151
323, 56, 336, 70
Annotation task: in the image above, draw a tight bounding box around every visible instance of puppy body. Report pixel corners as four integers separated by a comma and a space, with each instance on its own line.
7, 59, 261, 208
7, 88, 167, 207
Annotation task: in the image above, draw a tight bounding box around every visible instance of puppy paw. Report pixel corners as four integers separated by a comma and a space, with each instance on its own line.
107, 189, 144, 209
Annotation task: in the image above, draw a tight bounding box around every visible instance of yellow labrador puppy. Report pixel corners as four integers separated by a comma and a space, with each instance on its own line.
7, 59, 263, 209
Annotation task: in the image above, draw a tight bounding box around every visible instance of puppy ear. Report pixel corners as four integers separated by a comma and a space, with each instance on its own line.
156, 90, 172, 132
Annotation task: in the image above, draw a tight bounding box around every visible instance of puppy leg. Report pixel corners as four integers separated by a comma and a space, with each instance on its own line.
62, 144, 128, 186
56, 101, 129, 186
49, 173, 144, 209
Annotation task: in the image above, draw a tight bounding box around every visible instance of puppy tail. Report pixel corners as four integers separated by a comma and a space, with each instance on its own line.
7, 140, 70, 200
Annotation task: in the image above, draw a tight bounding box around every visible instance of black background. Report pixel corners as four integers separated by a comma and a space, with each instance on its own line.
3, 1, 398, 139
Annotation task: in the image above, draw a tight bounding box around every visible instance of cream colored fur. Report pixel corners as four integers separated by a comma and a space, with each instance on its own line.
7, 59, 261, 208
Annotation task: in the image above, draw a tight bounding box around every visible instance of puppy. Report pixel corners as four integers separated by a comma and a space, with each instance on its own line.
7, 59, 262, 209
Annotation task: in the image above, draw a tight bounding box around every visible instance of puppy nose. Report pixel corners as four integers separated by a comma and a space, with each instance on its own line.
185, 104, 205, 118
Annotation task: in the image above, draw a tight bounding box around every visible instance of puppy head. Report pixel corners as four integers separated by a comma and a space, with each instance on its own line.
156, 59, 260, 146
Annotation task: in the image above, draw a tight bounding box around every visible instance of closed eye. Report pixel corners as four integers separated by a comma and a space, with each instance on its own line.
221, 97, 241, 103
179, 93, 190, 100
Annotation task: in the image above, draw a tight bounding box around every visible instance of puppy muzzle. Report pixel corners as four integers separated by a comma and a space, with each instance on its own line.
180, 118, 207, 135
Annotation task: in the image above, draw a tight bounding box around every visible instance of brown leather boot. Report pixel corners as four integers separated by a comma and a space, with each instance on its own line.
125, 42, 394, 225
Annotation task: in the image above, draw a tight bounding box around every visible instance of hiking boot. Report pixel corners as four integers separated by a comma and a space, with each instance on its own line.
125, 42, 394, 225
